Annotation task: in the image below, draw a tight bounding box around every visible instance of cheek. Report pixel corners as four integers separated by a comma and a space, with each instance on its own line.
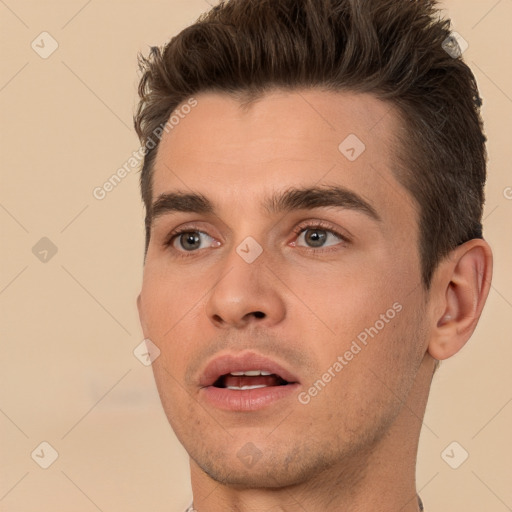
140, 262, 204, 334
314, 300, 424, 426
296, 262, 424, 409
293, 262, 408, 344
139, 284, 196, 379
151, 361, 195, 434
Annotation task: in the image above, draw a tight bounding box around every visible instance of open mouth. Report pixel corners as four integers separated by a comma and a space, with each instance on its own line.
212, 370, 290, 390
199, 353, 300, 411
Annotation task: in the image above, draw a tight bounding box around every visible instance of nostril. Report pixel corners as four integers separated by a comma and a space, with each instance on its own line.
210, 311, 266, 325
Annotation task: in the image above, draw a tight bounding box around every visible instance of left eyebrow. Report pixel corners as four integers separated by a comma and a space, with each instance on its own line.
263, 185, 381, 221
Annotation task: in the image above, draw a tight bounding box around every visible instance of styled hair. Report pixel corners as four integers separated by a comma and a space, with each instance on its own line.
134, 0, 486, 288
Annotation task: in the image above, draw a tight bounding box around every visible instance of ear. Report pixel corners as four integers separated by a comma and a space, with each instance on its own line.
136, 293, 148, 336
428, 239, 493, 360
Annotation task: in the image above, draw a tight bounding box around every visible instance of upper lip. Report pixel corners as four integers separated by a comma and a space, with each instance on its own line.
199, 351, 300, 387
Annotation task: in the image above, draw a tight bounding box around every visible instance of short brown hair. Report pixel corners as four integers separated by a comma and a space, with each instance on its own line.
134, 0, 486, 288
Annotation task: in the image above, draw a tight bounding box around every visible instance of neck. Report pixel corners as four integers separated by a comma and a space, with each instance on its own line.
189, 356, 434, 512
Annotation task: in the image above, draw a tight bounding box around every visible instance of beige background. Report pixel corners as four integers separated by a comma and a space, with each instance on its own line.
1, 0, 511, 510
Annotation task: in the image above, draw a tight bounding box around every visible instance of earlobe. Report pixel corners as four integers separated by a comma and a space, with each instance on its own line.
428, 239, 493, 361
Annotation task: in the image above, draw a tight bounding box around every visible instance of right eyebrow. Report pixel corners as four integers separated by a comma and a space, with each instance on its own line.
150, 192, 214, 222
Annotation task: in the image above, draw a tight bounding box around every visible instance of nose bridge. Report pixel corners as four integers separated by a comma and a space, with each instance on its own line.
205, 239, 286, 328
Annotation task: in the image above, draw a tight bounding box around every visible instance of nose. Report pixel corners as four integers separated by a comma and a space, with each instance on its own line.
205, 249, 286, 329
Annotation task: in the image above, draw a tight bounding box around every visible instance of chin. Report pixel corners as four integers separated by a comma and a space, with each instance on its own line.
189, 440, 342, 490
196, 460, 308, 489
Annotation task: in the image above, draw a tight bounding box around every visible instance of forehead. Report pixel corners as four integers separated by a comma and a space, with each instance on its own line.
151, 89, 417, 226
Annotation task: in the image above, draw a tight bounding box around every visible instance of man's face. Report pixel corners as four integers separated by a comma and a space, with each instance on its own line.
138, 89, 431, 488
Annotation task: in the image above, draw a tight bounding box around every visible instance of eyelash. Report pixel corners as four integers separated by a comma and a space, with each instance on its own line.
164, 220, 349, 258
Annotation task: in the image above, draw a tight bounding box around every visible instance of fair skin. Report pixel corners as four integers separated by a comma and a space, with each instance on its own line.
137, 89, 492, 511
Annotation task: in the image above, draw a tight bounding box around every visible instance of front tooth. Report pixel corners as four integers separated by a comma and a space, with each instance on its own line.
229, 370, 273, 376
226, 384, 268, 390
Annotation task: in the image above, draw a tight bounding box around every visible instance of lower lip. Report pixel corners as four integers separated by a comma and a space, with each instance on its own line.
201, 383, 300, 412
